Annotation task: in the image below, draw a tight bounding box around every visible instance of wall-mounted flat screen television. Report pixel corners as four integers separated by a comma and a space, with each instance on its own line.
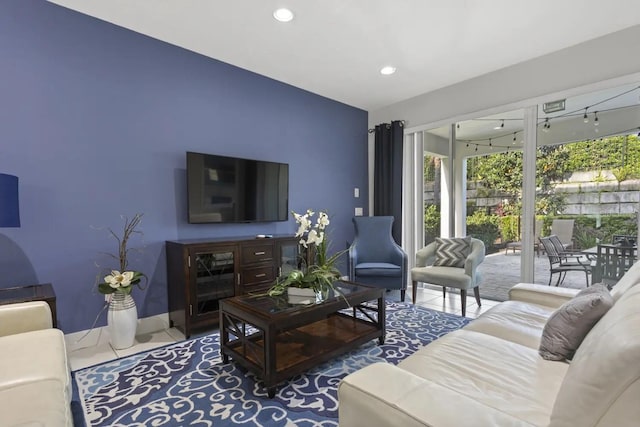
187, 151, 289, 223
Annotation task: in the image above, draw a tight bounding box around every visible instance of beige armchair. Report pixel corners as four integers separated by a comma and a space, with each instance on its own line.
411, 238, 485, 316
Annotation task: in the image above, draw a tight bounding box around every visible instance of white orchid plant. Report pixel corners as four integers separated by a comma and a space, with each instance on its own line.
268, 209, 344, 296
97, 213, 147, 295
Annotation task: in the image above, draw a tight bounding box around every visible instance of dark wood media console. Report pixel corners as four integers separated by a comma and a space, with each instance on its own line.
166, 235, 303, 338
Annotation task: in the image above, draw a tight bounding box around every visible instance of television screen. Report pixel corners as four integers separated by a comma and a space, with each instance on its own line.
187, 151, 289, 223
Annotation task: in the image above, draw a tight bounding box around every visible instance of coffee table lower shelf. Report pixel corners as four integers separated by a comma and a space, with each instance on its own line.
221, 306, 384, 397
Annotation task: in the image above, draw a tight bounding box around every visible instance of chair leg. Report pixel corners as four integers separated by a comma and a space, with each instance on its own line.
557, 271, 566, 287
460, 289, 467, 317
412, 281, 417, 304
442, 287, 446, 299
554, 272, 563, 287
400, 289, 406, 302
585, 271, 590, 287
473, 287, 481, 307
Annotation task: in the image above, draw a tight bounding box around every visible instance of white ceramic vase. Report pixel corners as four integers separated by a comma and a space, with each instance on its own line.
108, 291, 138, 349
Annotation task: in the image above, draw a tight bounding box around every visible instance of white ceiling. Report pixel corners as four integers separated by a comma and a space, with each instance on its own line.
47, 0, 640, 112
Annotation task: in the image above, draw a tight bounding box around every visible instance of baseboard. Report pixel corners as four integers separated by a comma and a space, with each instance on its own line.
65, 312, 170, 352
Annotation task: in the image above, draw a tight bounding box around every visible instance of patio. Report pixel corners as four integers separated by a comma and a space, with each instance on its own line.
475, 249, 589, 301
417, 248, 590, 303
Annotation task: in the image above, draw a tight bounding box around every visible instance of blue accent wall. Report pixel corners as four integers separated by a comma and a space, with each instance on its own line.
0, 1, 368, 333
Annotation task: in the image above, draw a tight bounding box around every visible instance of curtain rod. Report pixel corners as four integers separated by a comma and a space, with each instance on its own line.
368, 120, 405, 133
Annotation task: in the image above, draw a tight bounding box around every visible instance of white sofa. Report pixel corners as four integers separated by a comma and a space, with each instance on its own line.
0, 301, 73, 426
338, 260, 640, 427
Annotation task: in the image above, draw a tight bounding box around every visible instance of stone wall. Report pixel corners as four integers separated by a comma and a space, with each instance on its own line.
425, 172, 640, 215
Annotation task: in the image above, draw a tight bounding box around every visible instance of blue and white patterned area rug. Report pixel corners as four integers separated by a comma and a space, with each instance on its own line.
73, 302, 470, 426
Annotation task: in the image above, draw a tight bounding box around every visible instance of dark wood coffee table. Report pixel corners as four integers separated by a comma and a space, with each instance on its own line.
219, 280, 385, 397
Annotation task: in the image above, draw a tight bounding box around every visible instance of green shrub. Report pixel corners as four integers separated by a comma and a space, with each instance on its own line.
555, 214, 637, 249
466, 210, 500, 250
498, 216, 520, 242
424, 203, 440, 244
612, 166, 631, 182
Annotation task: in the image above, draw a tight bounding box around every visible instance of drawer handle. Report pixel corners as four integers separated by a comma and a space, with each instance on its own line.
255, 273, 267, 278
254, 251, 266, 256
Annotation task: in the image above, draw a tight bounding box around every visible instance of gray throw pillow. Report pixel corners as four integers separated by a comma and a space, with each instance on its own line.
539, 288, 614, 361
575, 283, 610, 297
433, 236, 471, 268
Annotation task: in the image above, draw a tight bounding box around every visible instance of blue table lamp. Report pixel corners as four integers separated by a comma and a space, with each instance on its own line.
0, 173, 20, 227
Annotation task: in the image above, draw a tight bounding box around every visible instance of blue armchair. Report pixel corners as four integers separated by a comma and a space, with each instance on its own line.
348, 216, 408, 301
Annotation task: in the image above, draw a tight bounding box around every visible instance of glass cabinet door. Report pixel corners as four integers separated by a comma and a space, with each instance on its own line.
278, 240, 302, 277
192, 248, 236, 318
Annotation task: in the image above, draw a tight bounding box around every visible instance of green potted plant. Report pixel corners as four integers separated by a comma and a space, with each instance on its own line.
268, 209, 345, 303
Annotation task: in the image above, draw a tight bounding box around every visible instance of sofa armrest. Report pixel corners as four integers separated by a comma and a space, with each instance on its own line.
508, 283, 579, 308
0, 301, 53, 337
339, 362, 534, 427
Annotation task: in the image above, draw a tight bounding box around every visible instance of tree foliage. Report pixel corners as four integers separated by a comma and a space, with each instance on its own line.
467, 135, 640, 189
563, 135, 640, 176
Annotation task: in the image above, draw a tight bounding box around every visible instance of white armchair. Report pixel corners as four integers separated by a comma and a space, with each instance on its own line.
411, 238, 485, 316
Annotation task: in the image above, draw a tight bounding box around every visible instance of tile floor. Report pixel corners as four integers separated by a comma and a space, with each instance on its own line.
65, 285, 500, 371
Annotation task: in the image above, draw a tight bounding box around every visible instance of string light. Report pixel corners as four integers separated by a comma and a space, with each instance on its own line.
494, 120, 504, 130
455, 86, 640, 151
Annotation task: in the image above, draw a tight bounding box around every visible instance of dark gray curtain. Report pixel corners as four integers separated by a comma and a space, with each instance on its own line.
374, 120, 403, 244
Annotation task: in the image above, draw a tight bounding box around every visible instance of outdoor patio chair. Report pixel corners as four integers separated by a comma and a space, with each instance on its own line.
539, 235, 591, 287
505, 218, 543, 256
550, 219, 575, 250
612, 235, 637, 246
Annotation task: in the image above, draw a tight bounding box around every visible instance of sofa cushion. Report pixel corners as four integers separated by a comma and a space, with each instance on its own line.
355, 262, 402, 277
539, 287, 613, 361
410, 265, 473, 290
399, 329, 568, 426
433, 237, 471, 268
465, 300, 556, 348
0, 329, 70, 398
339, 362, 536, 427
0, 379, 72, 426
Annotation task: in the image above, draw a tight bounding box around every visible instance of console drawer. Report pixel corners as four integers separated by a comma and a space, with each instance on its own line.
241, 265, 276, 286
242, 244, 274, 264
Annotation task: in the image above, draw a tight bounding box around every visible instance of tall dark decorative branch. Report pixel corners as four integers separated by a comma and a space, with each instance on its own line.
109, 213, 144, 272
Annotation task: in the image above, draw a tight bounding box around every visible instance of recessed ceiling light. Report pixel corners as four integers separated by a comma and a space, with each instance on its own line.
273, 8, 294, 22
380, 66, 396, 75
